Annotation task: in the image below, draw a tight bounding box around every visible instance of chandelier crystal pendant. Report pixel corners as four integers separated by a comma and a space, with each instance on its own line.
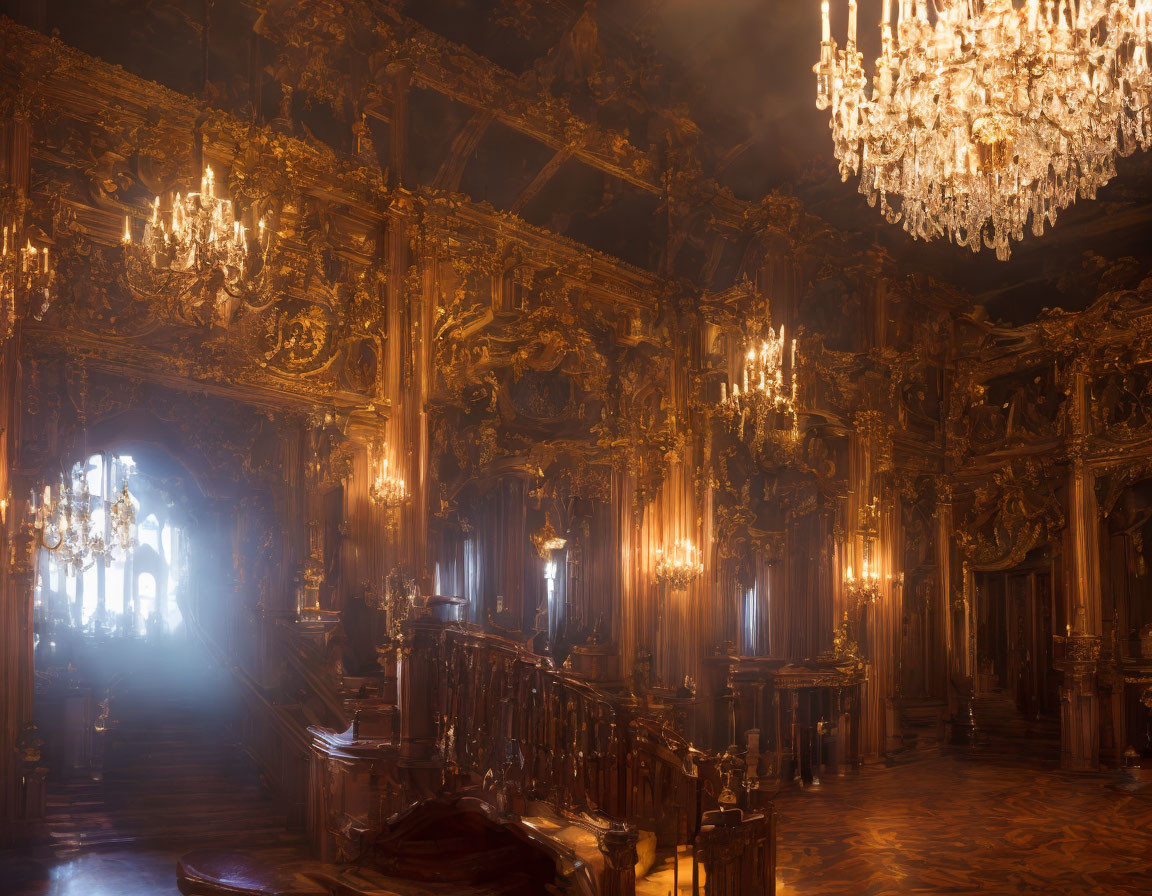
654, 540, 705, 590
815, 0, 1152, 260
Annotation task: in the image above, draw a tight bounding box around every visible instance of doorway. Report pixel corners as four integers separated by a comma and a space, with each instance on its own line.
31, 444, 285, 851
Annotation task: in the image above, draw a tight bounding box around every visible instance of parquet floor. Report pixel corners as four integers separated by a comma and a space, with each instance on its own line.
4, 751, 1151, 895
773, 752, 1152, 896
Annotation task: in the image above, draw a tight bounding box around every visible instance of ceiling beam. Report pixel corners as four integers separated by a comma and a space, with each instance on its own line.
511, 148, 573, 216
433, 111, 495, 193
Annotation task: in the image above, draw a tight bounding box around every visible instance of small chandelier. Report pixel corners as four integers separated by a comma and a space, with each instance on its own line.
721, 323, 798, 443
124, 164, 268, 315
814, 0, 1152, 260
655, 540, 704, 590
31, 470, 137, 577
369, 447, 408, 509
1, 223, 55, 336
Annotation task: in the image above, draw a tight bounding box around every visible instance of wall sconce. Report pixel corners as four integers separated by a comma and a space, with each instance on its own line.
369, 442, 408, 509
531, 517, 567, 561
2, 223, 56, 332
655, 539, 704, 591
844, 538, 881, 604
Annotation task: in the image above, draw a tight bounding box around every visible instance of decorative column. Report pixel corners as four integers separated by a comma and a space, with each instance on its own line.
598, 823, 639, 896
398, 617, 443, 764
1058, 360, 1102, 771
0, 75, 37, 846
847, 412, 899, 760
935, 495, 954, 700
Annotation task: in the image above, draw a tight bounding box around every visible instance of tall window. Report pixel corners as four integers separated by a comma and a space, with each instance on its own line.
743, 585, 759, 655
33, 451, 187, 637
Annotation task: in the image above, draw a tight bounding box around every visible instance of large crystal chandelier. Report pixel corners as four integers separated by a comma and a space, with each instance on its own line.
31, 468, 137, 577
815, 0, 1152, 260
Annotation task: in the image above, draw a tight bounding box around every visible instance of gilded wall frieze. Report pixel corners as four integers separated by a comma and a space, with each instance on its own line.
954, 460, 1065, 571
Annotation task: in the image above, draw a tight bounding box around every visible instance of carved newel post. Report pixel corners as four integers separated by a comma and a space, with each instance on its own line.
399, 617, 444, 763
598, 823, 639, 896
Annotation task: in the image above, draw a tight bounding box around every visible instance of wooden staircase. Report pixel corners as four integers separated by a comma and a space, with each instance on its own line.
44, 683, 298, 854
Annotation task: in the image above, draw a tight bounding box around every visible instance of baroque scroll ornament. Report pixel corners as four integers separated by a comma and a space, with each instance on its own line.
815, 0, 1152, 260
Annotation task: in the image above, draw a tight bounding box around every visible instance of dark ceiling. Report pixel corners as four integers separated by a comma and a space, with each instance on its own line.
7, 0, 1152, 325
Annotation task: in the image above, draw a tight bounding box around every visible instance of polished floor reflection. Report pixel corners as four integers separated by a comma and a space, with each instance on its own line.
774, 752, 1152, 896
1, 847, 206, 896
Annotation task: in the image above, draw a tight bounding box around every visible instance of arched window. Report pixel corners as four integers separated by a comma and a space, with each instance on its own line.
500, 264, 532, 312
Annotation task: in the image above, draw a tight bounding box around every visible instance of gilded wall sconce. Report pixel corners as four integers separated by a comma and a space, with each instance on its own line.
655, 539, 704, 591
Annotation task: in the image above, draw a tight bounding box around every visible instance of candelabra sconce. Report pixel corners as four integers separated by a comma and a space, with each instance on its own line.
844, 562, 881, 605
123, 164, 272, 322
1, 222, 56, 336
368, 442, 408, 519
843, 537, 881, 605
654, 539, 704, 591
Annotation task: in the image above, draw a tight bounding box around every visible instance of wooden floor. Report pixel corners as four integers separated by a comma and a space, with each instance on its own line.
773, 751, 1152, 896
4, 749, 1151, 895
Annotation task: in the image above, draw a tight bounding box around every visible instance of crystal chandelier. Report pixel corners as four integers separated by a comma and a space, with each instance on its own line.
655, 540, 704, 590
31, 469, 137, 577
720, 323, 799, 443
1, 223, 55, 337
124, 165, 268, 315
815, 0, 1152, 260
